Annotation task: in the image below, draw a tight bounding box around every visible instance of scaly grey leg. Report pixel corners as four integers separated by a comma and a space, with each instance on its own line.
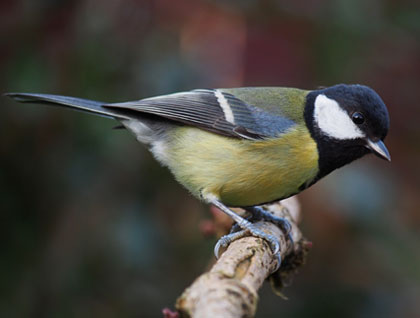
209, 198, 280, 261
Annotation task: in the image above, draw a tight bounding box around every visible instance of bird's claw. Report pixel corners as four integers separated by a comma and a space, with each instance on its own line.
214, 225, 281, 262
273, 253, 282, 273
214, 235, 229, 259
268, 235, 280, 255
214, 229, 249, 258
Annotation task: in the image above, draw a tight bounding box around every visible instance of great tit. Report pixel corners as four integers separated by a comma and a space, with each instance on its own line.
6, 84, 390, 259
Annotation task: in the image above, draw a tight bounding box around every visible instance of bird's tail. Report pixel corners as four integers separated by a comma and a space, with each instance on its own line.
5, 93, 131, 120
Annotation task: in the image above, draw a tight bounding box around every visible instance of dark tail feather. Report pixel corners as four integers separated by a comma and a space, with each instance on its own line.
4, 93, 131, 120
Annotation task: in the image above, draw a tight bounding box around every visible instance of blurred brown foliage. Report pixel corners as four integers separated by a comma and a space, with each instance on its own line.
1, 0, 420, 317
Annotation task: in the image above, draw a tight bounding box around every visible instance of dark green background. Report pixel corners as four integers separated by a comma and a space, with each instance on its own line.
1, 0, 420, 317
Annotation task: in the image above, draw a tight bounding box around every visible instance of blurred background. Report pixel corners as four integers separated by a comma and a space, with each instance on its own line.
1, 0, 419, 317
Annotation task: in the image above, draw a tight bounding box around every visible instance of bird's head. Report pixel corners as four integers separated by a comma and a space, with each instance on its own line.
305, 84, 390, 177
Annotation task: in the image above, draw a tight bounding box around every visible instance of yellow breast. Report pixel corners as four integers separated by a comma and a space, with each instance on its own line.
163, 125, 319, 207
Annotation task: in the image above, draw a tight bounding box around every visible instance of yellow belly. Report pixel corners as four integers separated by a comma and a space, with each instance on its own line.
163, 125, 319, 207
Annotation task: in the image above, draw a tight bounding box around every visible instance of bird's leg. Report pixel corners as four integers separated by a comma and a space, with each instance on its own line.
214, 210, 255, 257
208, 198, 281, 264
245, 206, 294, 252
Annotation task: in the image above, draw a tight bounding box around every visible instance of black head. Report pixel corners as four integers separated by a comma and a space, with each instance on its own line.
304, 84, 390, 180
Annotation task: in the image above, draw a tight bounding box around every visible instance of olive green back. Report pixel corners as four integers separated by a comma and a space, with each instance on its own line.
221, 87, 310, 123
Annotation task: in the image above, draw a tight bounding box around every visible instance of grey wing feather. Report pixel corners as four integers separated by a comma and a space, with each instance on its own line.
104, 89, 295, 140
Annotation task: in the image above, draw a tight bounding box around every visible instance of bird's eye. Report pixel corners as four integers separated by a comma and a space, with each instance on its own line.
352, 112, 365, 125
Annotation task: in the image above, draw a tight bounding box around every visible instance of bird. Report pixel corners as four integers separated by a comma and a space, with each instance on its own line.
6, 84, 390, 264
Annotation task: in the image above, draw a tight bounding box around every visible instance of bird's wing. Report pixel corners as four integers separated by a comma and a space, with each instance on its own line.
103, 89, 297, 140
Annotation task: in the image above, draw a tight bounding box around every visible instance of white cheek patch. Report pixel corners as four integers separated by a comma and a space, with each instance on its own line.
314, 94, 365, 140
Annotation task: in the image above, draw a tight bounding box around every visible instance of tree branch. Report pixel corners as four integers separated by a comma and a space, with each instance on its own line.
175, 196, 309, 318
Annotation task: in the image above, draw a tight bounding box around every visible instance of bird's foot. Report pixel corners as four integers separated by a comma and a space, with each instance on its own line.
214, 229, 248, 258
214, 226, 282, 272
245, 206, 294, 252
207, 197, 285, 272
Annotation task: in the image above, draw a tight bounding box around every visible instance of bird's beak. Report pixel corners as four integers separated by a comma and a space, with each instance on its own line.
366, 139, 391, 161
